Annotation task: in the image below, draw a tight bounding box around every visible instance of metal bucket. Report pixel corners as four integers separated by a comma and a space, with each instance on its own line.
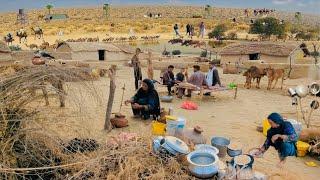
211, 137, 230, 158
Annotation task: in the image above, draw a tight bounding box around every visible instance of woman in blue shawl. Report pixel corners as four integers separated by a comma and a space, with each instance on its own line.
125, 79, 160, 120
258, 113, 298, 165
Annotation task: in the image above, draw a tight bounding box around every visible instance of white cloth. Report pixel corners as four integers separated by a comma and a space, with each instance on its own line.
206, 68, 214, 86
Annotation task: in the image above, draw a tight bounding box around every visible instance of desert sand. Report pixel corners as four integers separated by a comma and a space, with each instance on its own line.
33, 61, 320, 180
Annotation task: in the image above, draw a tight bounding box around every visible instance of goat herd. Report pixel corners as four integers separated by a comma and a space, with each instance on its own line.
168, 38, 206, 48
243, 66, 285, 90
102, 35, 160, 42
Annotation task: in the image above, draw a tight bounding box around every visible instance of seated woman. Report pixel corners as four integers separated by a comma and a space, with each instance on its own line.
257, 113, 298, 166
125, 79, 160, 120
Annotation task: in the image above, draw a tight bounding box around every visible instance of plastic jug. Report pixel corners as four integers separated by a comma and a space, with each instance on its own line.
262, 119, 271, 136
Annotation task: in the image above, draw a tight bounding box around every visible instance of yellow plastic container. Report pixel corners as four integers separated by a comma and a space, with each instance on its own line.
152, 121, 166, 135
262, 119, 271, 136
297, 141, 310, 157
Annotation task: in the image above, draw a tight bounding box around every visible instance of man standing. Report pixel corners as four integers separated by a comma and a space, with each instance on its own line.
186, 24, 191, 37
131, 48, 142, 90
199, 22, 205, 39
162, 65, 175, 96
206, 62, 221, 87
174, 24, 180, 37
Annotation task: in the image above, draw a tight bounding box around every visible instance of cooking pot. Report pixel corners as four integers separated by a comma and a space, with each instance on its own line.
194, 144, 219, 156
152, 136, 164, 153
229, 154, 254, 169
288, 88, 297, 97
161, 136, 189, 156
211, 136, 230, 158
295, 85, 308, 98
32, 57, 45, 65
311, 100, 319, 110
309, 83, 320, 96
227, 144, 242, 157
187, 150, 219, 179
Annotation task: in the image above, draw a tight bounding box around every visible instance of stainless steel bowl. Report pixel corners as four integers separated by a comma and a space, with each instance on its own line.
187, 150, 219, 179
195, 144, 219, 156
310, 83, 320, 95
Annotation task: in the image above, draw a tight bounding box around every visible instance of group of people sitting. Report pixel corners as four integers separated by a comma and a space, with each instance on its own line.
124, 62, 222, 120
162, 62, 222, 98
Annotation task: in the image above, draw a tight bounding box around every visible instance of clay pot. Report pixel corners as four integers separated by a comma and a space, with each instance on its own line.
32, 57, 45, 65
111, 114, 128, 128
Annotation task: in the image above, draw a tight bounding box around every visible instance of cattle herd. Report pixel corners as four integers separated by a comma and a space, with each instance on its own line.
243, 66, 285, 90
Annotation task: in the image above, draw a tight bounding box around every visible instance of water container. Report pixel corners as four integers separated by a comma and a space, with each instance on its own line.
176, 117, 186, 134
262, 119, 270, 136
166, 120, 178, 136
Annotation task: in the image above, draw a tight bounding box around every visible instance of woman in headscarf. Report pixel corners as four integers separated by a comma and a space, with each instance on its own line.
125, 79, 160, 120
257, 113, 298, 166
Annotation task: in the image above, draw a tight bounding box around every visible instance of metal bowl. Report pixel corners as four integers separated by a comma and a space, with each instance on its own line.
195, 144, 219, 155
310, 83, 320, 95
160, 95, 173, 102
187, 150, 219, 179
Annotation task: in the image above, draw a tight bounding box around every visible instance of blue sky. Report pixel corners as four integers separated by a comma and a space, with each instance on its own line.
0, 0, 319, 14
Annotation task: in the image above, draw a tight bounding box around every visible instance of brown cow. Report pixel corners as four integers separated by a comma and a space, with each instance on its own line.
264, 67, 285, 90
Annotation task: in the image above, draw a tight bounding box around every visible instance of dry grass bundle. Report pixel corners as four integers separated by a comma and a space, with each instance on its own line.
0, 64, 195, 179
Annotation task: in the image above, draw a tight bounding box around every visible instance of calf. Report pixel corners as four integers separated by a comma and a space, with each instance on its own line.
264, 67, 285, 90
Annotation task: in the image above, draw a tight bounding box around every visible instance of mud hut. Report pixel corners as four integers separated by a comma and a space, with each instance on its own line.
219, 42, 303, 64
56, 42, 133, 61
0, 41, 12, 62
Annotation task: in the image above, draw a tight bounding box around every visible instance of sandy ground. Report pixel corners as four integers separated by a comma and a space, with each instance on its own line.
31, 60, 320, 180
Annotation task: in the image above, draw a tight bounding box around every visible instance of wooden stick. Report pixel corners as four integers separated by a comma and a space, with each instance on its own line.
147, 51, 154, 80
104, 65, 117, 131
119, 83, 126, 113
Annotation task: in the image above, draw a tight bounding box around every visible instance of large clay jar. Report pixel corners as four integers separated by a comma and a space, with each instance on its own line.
32, 57, 45, 65
111, 114, 128, 128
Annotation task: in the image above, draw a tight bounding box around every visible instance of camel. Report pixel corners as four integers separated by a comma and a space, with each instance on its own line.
31, 27, 44, 40
264, 67, 285, 90
3, 34, 14, 45
16, 29, 27, 43
26, 43, 38, 50
39, 41, 50, 50
243, 66, 266, 89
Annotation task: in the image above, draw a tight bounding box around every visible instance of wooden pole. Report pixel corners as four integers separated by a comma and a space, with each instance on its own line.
104, 65, 117, 131
147, 51, 154, 80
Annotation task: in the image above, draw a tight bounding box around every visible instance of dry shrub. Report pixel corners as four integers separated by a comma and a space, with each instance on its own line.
0, 65, 194, 179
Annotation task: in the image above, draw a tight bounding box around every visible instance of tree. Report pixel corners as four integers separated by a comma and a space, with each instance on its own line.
208, 24, 227, 41
250, 17, 285, 40
46, 4, 53, 15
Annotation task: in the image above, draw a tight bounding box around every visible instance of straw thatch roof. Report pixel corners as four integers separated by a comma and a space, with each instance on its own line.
56, 42, 126, 53
219, 42, 298, 57
0, 41, 11, 53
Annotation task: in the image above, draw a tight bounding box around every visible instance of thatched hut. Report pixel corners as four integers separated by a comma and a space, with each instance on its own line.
56, 42, 133, 61
0, 41, 12, 61
219, 42, 303, 64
